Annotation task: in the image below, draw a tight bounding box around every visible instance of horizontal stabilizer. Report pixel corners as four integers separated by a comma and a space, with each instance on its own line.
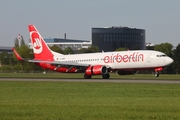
12, 48, 24, 61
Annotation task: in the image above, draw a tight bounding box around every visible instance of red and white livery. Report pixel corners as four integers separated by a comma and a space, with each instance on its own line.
13, 25, 174, 79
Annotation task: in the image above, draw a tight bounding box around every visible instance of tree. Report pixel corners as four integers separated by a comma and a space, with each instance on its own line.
133, 45, 140, 50
64, 47, 74, 54
115, 47, 127, 51
0, 52, 9, 65
18, 45, 33, 58
14, 37, 19, 48
78, 48, 87, 53
154, 43, 173, 56
78, 46, 99, 53
172, 44, 180, 74
49, 45, 63, 54
20, 36, 26, 46
87, 46, 99, 53
14, 35, 26, 49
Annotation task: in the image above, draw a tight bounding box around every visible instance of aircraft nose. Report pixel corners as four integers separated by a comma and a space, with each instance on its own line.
167, 57, 174, 65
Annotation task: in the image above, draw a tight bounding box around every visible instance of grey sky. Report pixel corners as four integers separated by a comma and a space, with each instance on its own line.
0, 0, 180, 47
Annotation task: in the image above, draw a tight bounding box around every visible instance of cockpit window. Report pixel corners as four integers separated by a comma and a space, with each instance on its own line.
156, 54, 167, 57
162, 55, 167, 57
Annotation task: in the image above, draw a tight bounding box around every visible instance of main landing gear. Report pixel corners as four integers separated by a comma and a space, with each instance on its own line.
84, 73, 110, 79
102, 73, 110, 79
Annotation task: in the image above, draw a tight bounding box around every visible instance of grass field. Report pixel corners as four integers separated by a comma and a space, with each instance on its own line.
1, 81, 180, 120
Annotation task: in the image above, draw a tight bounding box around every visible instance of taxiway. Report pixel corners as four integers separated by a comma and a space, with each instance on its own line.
0, 78, 180, 84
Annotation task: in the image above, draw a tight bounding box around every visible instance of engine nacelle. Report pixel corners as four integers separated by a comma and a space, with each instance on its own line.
117, 70, 138, 75
86, 65, 108, 75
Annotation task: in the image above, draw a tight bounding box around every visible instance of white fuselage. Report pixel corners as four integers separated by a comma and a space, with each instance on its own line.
53, 50, 173, 70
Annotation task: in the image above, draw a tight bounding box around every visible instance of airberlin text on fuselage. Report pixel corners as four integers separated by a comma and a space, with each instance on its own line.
103, 52, 144, 63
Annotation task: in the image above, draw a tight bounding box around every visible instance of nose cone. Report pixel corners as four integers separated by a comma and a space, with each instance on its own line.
167, 57, 174, 65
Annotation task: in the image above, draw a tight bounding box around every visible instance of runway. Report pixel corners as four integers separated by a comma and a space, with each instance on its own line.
0, 78, 180, 84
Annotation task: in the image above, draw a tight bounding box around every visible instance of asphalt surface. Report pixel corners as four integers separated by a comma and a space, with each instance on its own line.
0, 78, 180, 84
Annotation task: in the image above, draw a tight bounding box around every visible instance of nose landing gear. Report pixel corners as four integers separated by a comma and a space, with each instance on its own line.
154, 71, 159, 77
154, 67, 163, 77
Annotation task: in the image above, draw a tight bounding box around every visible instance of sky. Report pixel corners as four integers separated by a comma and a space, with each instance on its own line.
0, 0, 180, 47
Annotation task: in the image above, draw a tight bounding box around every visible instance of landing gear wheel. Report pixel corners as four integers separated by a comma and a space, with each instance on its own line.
102, 73, 110, 79
84, 74, 92, 79
154, 72, 159, 77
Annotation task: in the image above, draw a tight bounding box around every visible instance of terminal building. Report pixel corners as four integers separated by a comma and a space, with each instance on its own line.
92, 26, 145, 51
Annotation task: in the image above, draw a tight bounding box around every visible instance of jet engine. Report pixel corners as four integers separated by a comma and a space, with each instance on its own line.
85, 65, 108, 75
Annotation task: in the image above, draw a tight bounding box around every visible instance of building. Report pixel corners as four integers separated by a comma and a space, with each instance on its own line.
29, 26, 145, 52
0, 46, 13, 67
0, 46, 12, 53
44, 38, 91, 50
92, 26, 145, 51
29, 38, 91, 51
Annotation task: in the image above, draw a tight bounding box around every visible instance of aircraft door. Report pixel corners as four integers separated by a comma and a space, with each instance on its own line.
147, 53, 151, 63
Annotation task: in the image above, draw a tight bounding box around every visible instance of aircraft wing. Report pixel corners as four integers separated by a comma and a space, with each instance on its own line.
13, 47, 90, 67
28, 60, 90, 67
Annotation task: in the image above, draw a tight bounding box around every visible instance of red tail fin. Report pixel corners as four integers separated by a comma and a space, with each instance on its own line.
28, 25, 54, 61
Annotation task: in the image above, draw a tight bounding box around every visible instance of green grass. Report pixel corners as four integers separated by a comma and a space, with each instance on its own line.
0, 73, 180, 80
1, 81, 180, 119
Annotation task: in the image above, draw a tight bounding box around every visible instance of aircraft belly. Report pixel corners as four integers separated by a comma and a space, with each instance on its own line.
110, 62, 145, 69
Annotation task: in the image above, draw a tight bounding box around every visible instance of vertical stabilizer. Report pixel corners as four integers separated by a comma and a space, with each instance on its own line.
28, 25, 54, 60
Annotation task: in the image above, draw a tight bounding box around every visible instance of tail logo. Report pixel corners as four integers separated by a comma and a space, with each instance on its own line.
30, 31, 43, 54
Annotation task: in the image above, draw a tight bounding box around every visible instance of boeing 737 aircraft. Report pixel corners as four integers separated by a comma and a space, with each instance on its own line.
13, 25, 173, 79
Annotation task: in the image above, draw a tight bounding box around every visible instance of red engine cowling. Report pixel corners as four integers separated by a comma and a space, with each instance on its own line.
85, 65, 108, 75
117, 70, 138, 75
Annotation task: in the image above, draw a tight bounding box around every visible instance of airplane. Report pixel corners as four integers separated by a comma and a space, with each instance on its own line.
12, 25, 174, 79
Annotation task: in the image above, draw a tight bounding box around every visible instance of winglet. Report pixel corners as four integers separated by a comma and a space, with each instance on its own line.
12, 48, 24, 61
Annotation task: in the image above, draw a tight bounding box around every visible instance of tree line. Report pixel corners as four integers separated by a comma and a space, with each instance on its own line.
0, 36, 180, 74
